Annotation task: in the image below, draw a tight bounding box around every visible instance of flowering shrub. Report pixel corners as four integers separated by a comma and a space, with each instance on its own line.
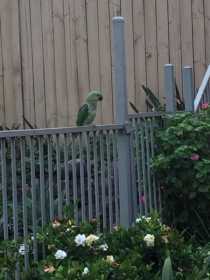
2, 214, 210, 279
153, 106, 210, 243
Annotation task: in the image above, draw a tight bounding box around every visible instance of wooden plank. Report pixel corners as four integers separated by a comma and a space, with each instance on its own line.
144, 0, 158, 96
0, 18, 5, 126
64, 0, 80, 126
53, 0, 69, 126
168, 0, 182, 92
192, 0, 206, 89
30, 0, 46, 128
192, 0, 206, 88
156, 0, 169, 102
121, 0, 135, 109
75, 0, 90, 105
204, 0, 210, 66
86, 0, 102, 123
1, 0, 23, 128
19, 0, 35, 127
98, 0, 113, 123
109, 0, 121, 117
11, 0, 23, 128
180, 0, 193, 66
132, 0, 146, 111
41, 0, 57, 127
109, 0, 121, 17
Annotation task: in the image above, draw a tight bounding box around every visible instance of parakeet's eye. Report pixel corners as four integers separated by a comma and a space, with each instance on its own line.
99, 95, 103, 101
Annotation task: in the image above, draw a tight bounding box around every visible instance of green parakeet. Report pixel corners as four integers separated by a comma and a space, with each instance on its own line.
76, 91, 103, 126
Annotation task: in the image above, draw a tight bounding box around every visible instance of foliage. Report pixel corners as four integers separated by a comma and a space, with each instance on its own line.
152, 104, 210, 243
162, 256, 174, 280
2, 214, 210, 279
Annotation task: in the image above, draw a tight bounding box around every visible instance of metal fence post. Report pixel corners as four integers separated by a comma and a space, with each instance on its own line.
164, 64, 176, 112
112, 16, 132, 228
183, 66, 194, 112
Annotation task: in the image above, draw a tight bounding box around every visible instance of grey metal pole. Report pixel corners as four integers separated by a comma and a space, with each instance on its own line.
183, 66, 194, 112
112, 16, 132, 228
164, 64, 176, 113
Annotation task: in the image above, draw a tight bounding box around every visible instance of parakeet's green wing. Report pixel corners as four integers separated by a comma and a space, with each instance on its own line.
76, 104, 89, 126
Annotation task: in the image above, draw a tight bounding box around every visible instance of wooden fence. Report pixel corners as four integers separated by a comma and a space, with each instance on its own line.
0, 0, 209, 128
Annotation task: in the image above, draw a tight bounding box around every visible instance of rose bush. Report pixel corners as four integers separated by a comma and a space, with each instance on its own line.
153, 105, 210, 243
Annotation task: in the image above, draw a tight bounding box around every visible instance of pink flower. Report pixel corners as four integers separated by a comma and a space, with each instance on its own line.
139, 195, 145, 204
190, 153, 199, 161
201, 103, 209, 110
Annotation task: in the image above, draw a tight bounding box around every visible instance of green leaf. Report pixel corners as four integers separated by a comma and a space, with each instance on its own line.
162, 256, 174, 280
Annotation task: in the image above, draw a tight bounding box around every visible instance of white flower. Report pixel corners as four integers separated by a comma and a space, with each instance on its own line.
85, 234, 99, 246
136, 216, 152, 223
54, 249, 67, 260
144, 234, 155, 247
106, 255, 115, 264
75, 234, 86, 246
82, 267, 89, 276
162, 235, 169, 244
136, 218, 141, 223
19, 244, 25, 255
52, 220, 61, 228
99, 243, 108, 251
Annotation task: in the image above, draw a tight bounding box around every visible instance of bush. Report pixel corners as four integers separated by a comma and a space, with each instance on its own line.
153, 104, 210, 243
2, 214, 210, 279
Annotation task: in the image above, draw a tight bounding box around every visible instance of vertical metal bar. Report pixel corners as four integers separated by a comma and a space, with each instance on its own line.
106, 131, 113, 230
64, 134, 70, 206
112, 131, 119, 226
11, 139, 20, 280
139, 119, 148, 216
112, 16, 132, 228
47, 135, 54, 221
134, 118, 143, 215
100, 133, 106, 230
183, 66, 194, 112
20, 138, 29, 270
1, 139, 8, 240
29, 136, 38, 261
150, 118, 158, 211
86, 132, 92, 220
93, 132, 100, 229
39, 137, 46, 258
39, 137, 46, 227
129, 121, 138, 219
164, 64, 176, 112
79, 134, 85, 222
56, 135, 62, 219
145, 119, 153, 212
11, 139, 18, 240
71, 135, 78, 223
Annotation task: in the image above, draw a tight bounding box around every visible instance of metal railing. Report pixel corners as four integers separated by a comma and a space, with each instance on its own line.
0, 117, 161, 265
0, 125, 121, 264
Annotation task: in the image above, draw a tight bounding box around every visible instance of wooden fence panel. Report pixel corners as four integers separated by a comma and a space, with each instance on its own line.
0, 0, 210, 128
1, 0, 23, 128
132, 0, 146, 112
192, 0, 206, 90
42, 0, 57, 127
